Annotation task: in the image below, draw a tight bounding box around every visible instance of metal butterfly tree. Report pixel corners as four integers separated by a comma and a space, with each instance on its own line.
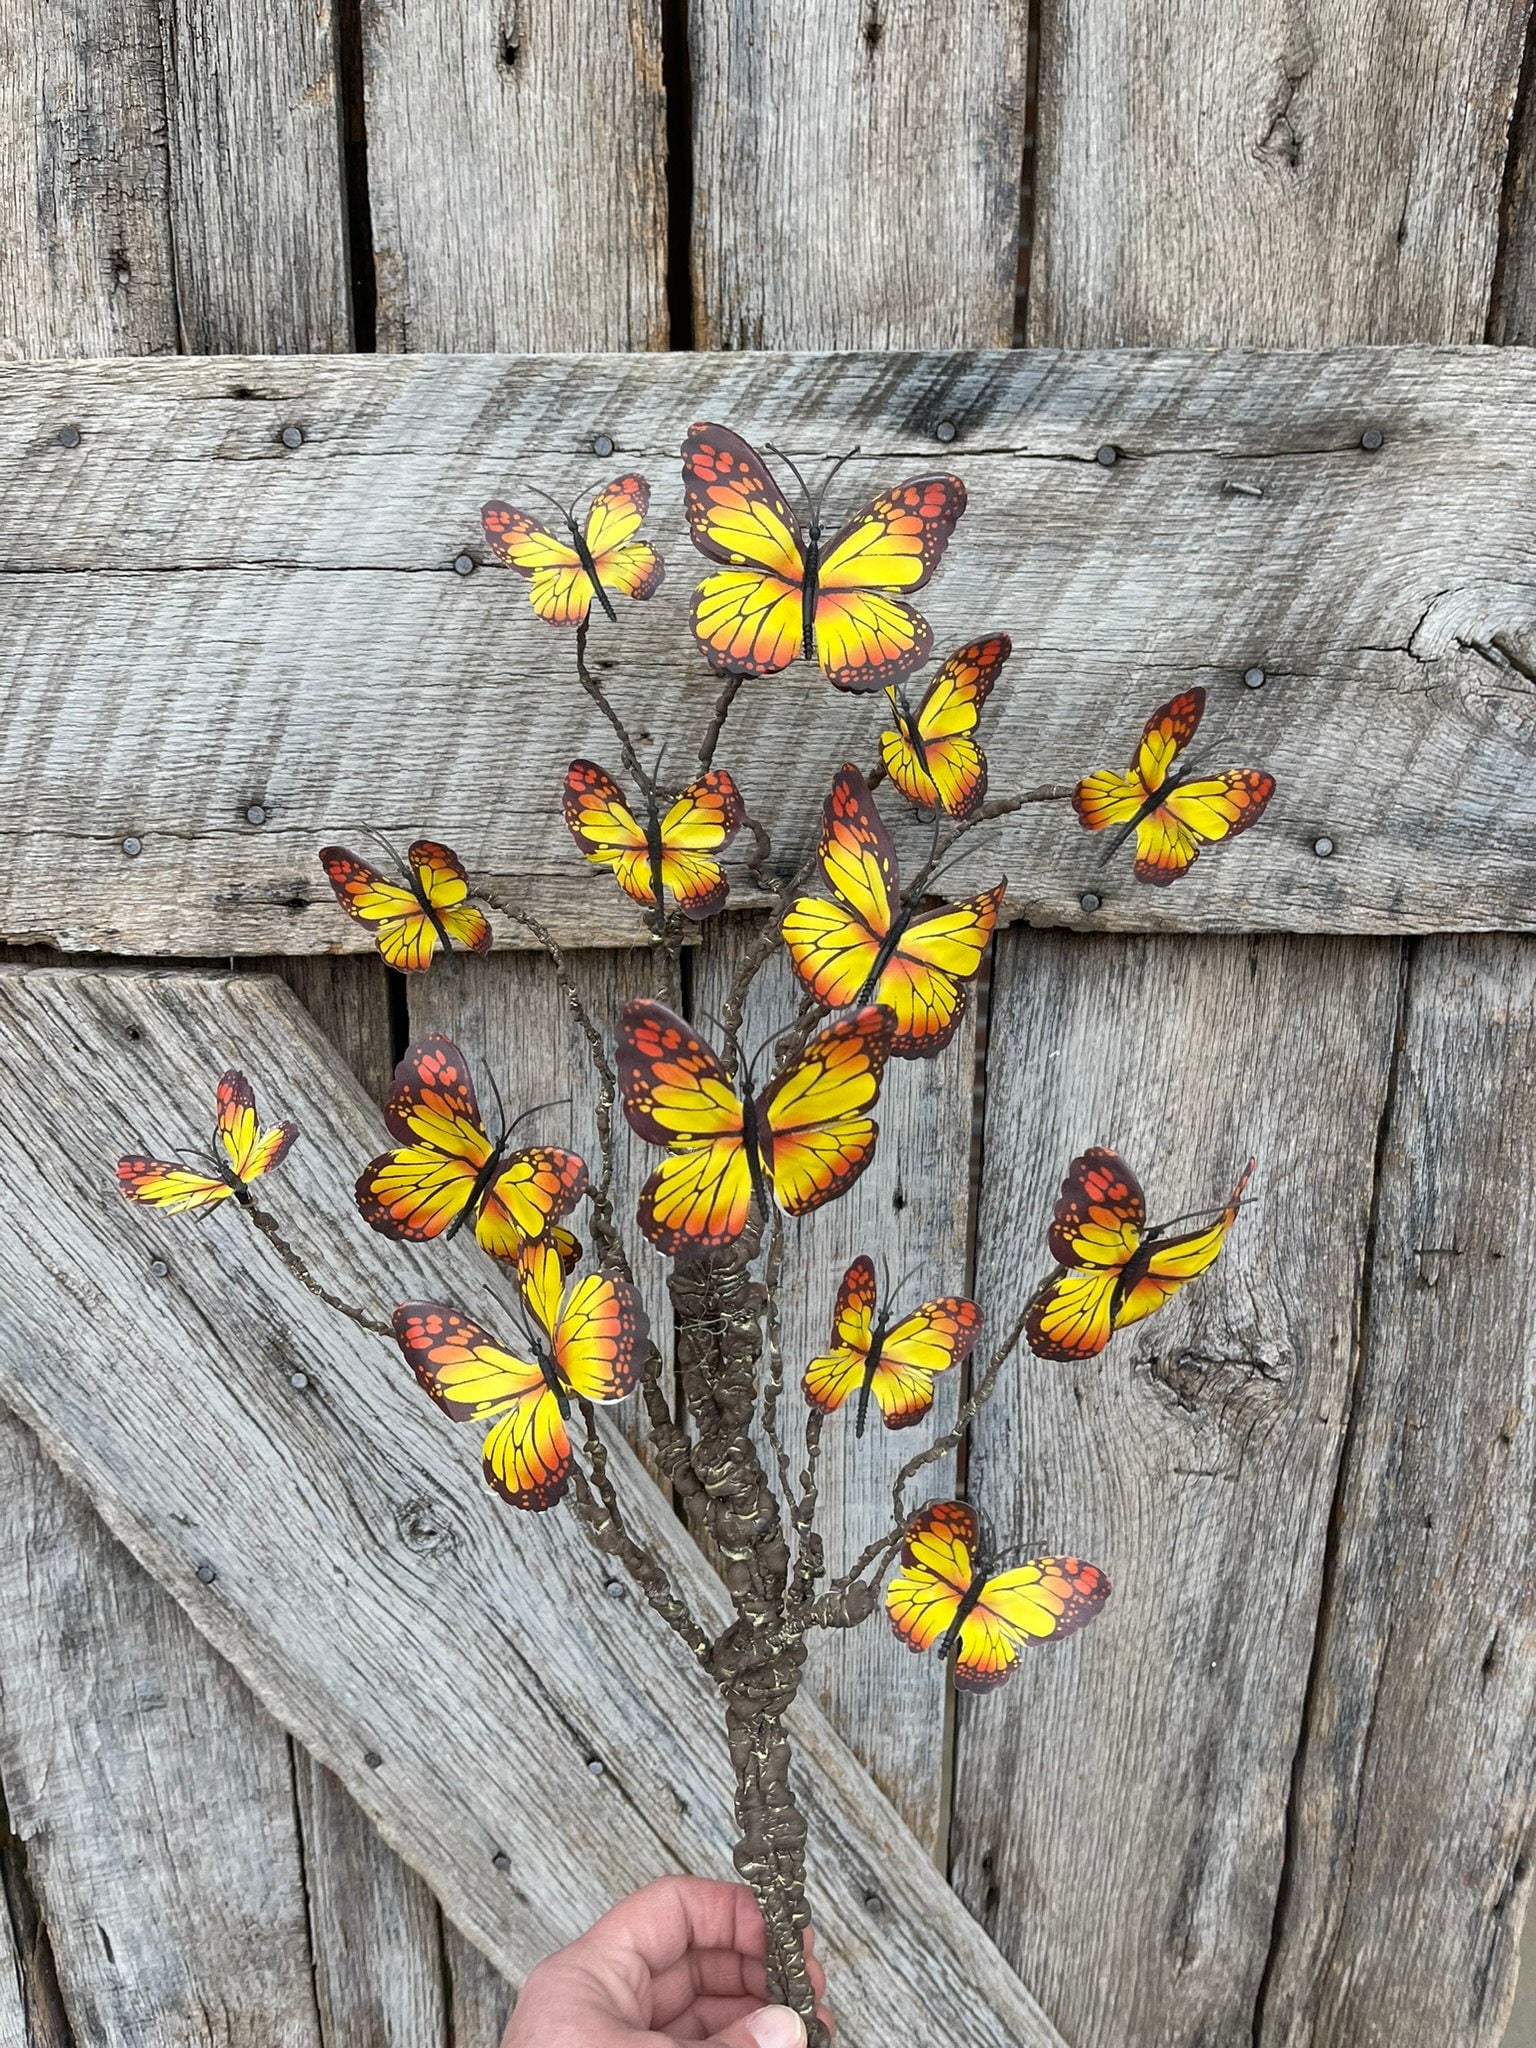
116, 423, 1262, 2045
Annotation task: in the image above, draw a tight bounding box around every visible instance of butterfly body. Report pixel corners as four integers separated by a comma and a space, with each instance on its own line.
564, 514, 619, 623
117, 1071, 298, 1214
1025, 1147, 1255, 1361
682, 422, 965, 692
1073, 689, 1275, 885
853, 1312, 892, 1438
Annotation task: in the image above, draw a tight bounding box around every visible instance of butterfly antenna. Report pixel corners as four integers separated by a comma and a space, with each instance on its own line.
363, 824, 410, 873
484, 1064, 509, 1146
810, 445, 861, 525
517, 482, 578, 528
762, 441, 817, 524
507, 1095, 573, 1141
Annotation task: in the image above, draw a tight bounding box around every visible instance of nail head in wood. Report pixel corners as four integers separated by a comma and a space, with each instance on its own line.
865, 1892, 884, 1914
121, 836, 142, 857
935, 420, 957, 442
280, 425, 304, 449
1095, 443, 1119, 466
195, 1561, 217, 1584
453, 552, 476, 575
363, 1749, 383, 1769
604, 1578, 626, 1599
1244, 666, 1266, 689
591, 433, 615, 457
1313, 836, 1335, 858
288, 1370, 309, 1390
55, 424, 82, 448
245, 804, 267, 825
492, 1850, 512, 1872
148, 1259, 169, 1278
587, 1758, 606, 1777
1079, 890, 1102, 912
1360, 428, 1384, 451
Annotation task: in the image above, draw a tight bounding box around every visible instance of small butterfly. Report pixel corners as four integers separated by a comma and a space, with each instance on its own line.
117, 1071, 298, 1213
616, 1000, 895, 1255
318, 838, 492, 973
563, 761, 745, 921
681, 422, 965, 693
482, 474, 664, 627
1073, 689, 1275, 885
1025, 1148, 1255, 1361
357, 1036, 586, 1268
885, 1500, 1110, 1693
803, 1255, 981, 1436
394, 1243, 646, 1513
880, 634, 1011, 820
781, 764, 1003, 1058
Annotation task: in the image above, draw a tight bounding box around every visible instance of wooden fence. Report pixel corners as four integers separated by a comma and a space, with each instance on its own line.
0, 2, 1534, 2046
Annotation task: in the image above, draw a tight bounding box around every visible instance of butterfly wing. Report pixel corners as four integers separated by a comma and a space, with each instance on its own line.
682, 423, 806, 677
1116, 1159, 1255, 1328
757, 1005, 894, 1218
802, 1256, 876, 1415
357, 1037, 491, 1241
869, 1296, 982, 1430
1138, 770, 1276, 886
392, 1302, 570, 1511
318, 846, 442, 972
583, 474, 665, 604
482, 501, 594, 626
216, 1069, 299, 1184
812, 478, 967, 692
408, 840, 492, 955
955, 1556, 1112, 1691
886, 1499, 977, 1655
782, 765, 893, 1008
116, 1158, 233, 1212
876, 880, 1005, 1058
617, 1000, 753, 1252
474, 1147, 589, 1263
882, 635, 1009, 819
655, 769, 746, 918
1026, 1148, 1146, 1361
551, 1271, 647, 1403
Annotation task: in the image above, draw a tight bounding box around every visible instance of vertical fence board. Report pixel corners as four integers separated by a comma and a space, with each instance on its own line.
951, 933, 1400, 2046
444, 1925, 514, 2046
689, 0, 1030, 349
1256, 942, 1536, 2047
1028, 0, 1531, 348
0, 1414, 324, 2048
361, 0, 668, 352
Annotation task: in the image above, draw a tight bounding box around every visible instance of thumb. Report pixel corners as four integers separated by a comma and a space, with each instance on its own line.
710, 2005, 808, 2048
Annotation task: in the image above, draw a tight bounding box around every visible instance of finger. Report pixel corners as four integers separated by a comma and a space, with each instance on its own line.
707, 2005, 808, 2048
646, 1946, 762, 2027
583, 1878, 769, 1978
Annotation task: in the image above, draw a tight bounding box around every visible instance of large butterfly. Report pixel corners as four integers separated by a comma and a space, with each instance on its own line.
318, 839, 492, 973
394, 1247, 646, 1513
482, 473, 664, 627
879, 634, 1010, 821
803, 1256, 981, 1436
616, 1000, 894, 1254
563, 761, 745, 921
886, 1500, 1110, 1693
1025, 1148, 1255, 1362
1073, 690, 1275, 885
357, 1036, 586, 1267
117, 1071, 298, 1213
781, 764, 1004, 1058
681, 422, 965, 693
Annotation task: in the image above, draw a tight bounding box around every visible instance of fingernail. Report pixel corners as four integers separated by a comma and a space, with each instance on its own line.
744, 2007, 807, 2048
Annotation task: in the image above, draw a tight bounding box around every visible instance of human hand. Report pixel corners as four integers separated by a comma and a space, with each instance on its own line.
501, 1877, 831, 2047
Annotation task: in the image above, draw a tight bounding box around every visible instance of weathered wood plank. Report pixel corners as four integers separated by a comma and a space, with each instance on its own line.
690, 927, 971, 1855
3, 347, 1535, 948
1490, 20, 1536, 346
443, 1925, 514, 2048
0, 1897, 26, 2048
0, 1756, 72, 2048
0, 1410, 324, 2048
361, 0, 667, 352
0, 964, 1067, 2048
1028, 0, 1530, 348
293, 1752, 448, 2048
1253, 938, 1536, 2048
688, 0, 1029, 349
950, 930, 1402, 2046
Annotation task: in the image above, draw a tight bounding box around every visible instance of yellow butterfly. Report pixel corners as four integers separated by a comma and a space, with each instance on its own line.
117, 1071, 298, 1212
482, 475, 663, 626
318, 839, 491, 973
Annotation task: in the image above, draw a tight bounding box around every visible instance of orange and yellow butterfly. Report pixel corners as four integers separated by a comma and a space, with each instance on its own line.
803, 1256, 981, 1436
318, 839, 492, 973
563, 761, 745, 921
617, 1000, 895, 1254
681, 422, 965, 693
393, 1248, 646, 1513
481, 474, 664, 627
1073, 689, 1275, 885
357, 1036, 586, 1268
1025, 1147, 1255, 1362
117, 1070, 298, 1213
886, 1500, 1110, 1693
781, 764, 1003, 1058
879, 634, 1010, 820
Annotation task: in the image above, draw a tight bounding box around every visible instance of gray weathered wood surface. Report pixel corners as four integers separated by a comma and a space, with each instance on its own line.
0, 965, 1068, 2048
4, 347, 1536, 954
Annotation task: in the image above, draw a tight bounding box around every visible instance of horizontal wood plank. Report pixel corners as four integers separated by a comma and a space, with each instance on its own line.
1, 347, 1535, 948
0, 964, 1067, 2048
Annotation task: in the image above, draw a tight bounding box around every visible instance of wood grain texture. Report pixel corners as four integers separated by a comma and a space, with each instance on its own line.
0, 1410, 323, 2048
3, 348, 1535, 950
1254, 938, 1536, 2048
0, 1897, 25, 2048
1490, 17, 1536, 345
688, 0, 1029, 349
689, 926, 973, 1855
1028, 0, 1531, 348
443, 1925, 514, 2048
949, 929, 1402, 2047
0, 965, 1068, 2048
293, 1752, 448, 2048
361, 0, 667, 352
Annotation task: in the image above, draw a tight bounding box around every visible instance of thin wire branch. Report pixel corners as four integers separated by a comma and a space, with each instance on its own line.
573, 616, 654, 796
572, 1407, 711, 1664
244, 1201, 396, 1339
698, 670, 748, 772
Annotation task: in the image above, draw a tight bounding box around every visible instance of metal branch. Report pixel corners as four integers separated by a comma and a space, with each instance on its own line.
698, 669, 749, 772
571, 1410, 711, 1665
572, 615, 654, 795
244, 1201, 395, 1339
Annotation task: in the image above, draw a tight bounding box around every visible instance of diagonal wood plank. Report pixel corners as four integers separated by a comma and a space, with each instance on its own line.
950, 930, 1403, 2046
0, 964, 1067, 2048
3, 348, 1534, 953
